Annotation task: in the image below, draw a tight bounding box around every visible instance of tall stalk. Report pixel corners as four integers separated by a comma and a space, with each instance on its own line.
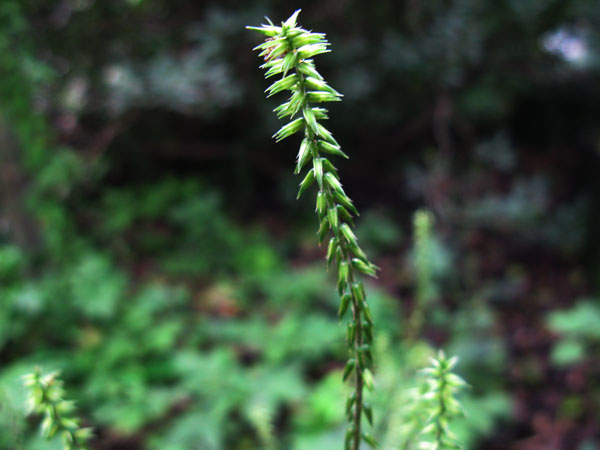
248, 10, 379, 449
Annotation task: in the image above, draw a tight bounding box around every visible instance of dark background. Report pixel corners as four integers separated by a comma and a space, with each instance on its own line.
1, 1, 600, 449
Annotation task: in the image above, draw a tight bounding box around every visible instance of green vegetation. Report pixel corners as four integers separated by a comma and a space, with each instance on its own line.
1, 1, 600, 449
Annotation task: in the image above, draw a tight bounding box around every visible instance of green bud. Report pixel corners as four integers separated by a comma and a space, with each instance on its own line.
316, 190, 327, 215
274, 117, 304, 141
334, 191, 358, 215
362, 302, 374, 325
321, 157, 338, 176
296, 61, 323, 80
246, 25, 281, 38
303, 106, 319, 133
338, 293, 352, 319
283, 9, 301, 28
266, 74, 297, 96
312, 107, 329, 120
308, 90, 341, 103
351, 282, 365, 303
352, 258, 377, 277
338, 260, 349, 294
362, 431, 379, 448
346, 391, 357, 415
363, 368, 375, 391
317, 216, 330, 243
274, 100, 292, 118
316, 123, 340, 146
347, 322, 356, 345
292, 32, 327, 48
345, 425, 355, 450
326, 236, 337, 266
336, 204, 353, 223
325, 172, 344, 194
362, 320, 373, 343
318, 139, 349, 159
295, 138, 312, 174
340, 222, 357, 241
343, 358, 356, 381
313, 156, 323, 188
363, 402, 373, 425
297, 168, 315, 199
349, 242, 368, 260
298, 43, 331, 59
359, 344, 373, 363
264, 59, 285, 78
328, 206, 339, 231
305, 76, 341, 96
281, 51, 297, 76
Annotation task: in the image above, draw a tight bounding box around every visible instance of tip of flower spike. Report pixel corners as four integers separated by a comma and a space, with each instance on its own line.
283, 9, 301, 28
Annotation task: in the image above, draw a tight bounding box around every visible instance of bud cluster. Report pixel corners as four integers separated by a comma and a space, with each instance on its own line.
23, 368, 93, 450
419, 351, 467, 450
248, 10, 379, 450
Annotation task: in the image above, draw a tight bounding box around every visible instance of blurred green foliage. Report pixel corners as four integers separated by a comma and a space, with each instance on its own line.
2, 0, 600, 448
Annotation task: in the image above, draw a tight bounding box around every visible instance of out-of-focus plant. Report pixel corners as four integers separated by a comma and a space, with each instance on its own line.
248, 10, 379, 449
23, 368, 93, 450
418, 351, 467, 450
408, 209, 436, 340
546, 300, 600, 366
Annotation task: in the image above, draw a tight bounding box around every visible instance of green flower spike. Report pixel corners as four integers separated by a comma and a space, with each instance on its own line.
419, 351, 468, 450
23, 368, 93, 450
248, 10, 379, 450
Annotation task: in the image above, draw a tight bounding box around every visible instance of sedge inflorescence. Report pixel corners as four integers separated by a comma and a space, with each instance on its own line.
23, 368, 93, 450
419, 351, 467, 450
248, 10, 379, 450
